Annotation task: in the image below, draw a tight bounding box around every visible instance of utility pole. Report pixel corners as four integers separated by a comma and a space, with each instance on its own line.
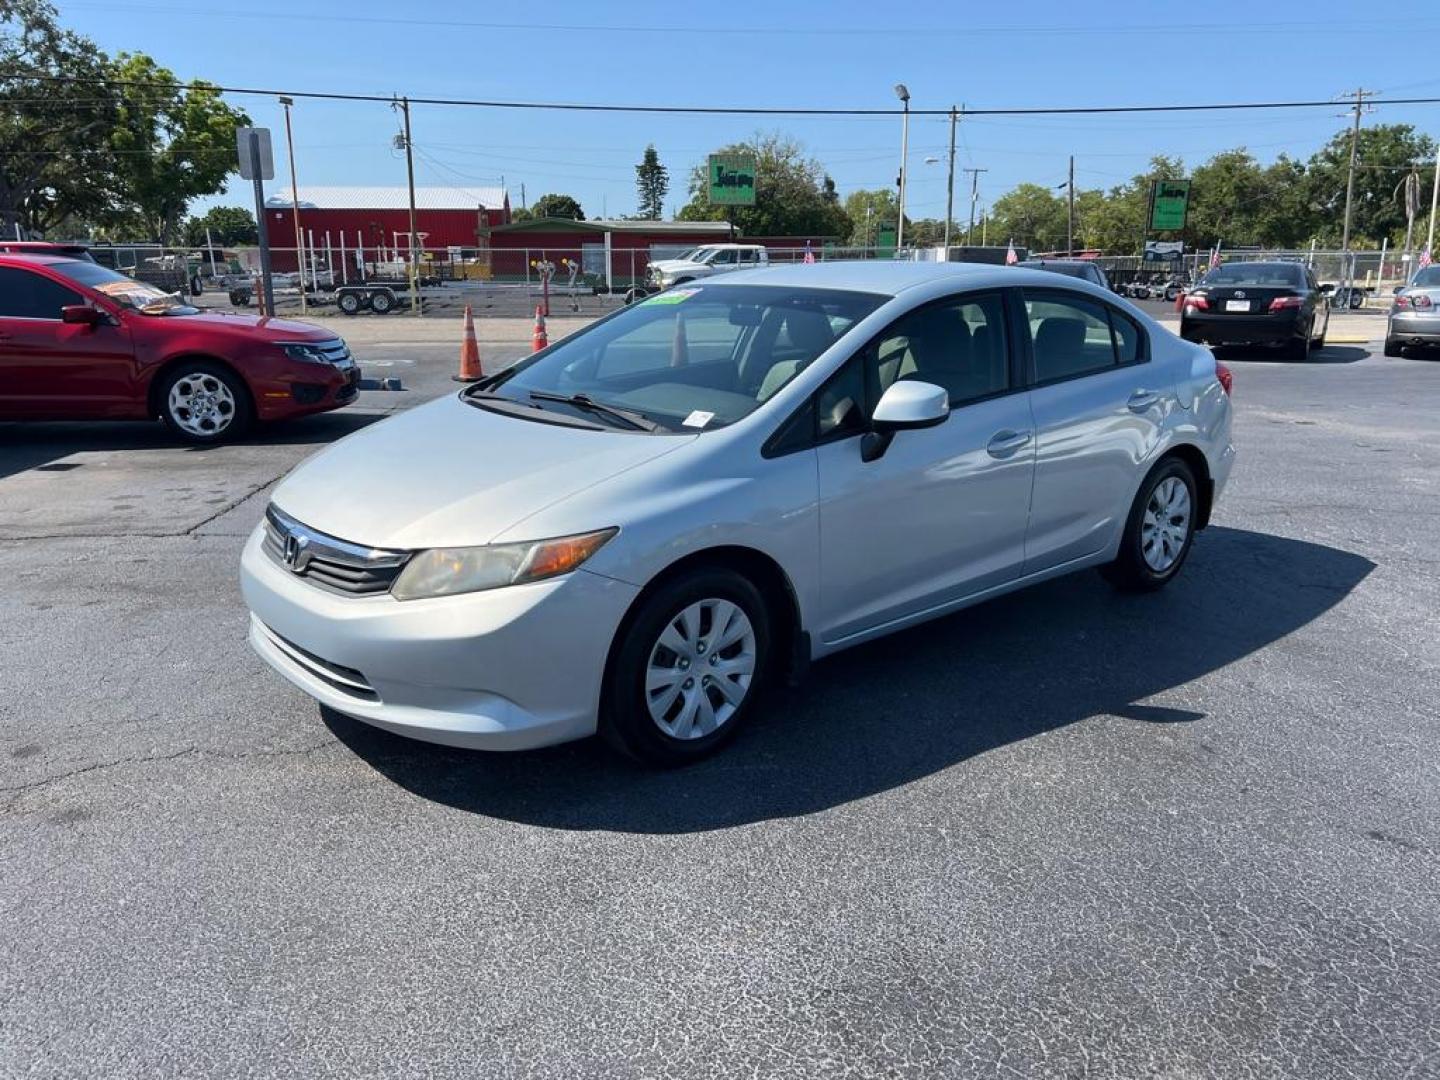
395, 96, 421, 315
279, 96, 305, 314
1339, 88, 1374, 293
944, 106, 958, 254
963, 167, 987, 245
1067, 155, 1075, 255
894, 84, 911, 252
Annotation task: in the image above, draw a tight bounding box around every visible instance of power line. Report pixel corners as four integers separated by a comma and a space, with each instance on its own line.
8, 73, 1440, 117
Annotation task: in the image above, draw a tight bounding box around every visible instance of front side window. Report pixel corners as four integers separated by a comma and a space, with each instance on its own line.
0, 266, 82, 319
874, 293, 1010, 405
1025, 292, 1140, 382
477, 284, 884, 432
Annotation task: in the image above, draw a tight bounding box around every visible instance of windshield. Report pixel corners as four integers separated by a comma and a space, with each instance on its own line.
691, 248, 718, 264
47, 260, 200, 315
1411, 266, 1440, 287
1200, 263, 1303, 288
472, 284, 886, 432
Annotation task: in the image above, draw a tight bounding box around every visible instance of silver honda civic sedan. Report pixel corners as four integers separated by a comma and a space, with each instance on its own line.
241, 263, 1235, 765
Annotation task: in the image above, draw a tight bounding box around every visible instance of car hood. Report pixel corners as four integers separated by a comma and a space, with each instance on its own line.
650, 259, 706, 274
270, 393, 696, 549
137, 310, 333, 341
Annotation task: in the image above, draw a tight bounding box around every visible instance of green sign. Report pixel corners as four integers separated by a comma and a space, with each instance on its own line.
1149, 179, 1191, 231
708, 154, 757, 206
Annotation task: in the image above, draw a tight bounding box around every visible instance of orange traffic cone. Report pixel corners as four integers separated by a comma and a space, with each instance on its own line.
1174, 289, 1186, 313
532, 305, 548, 352
452, 304, 482, 381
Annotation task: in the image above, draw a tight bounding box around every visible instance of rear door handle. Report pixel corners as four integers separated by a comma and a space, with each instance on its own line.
986, 429, 1032, 459
1127, 389, 1161, 412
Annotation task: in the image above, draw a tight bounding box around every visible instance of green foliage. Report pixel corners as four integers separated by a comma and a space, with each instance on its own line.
0, 2, 248, 241
531, 193, 584, 220
0, 0, 117, 233
634, 145, 668, 220
841, 188, 899, 245
183, 205, 257, 247
679, 133, 851, 237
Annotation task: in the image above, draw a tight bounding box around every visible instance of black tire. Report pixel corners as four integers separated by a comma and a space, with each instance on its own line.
1284, 334, 1308, 361
337, 291, 362, 315
190, 275, 204, 297
601, 568, 772, 766
1101, 456, 1199, 593
1384, 337, 1403, 358
369, 289, 396, 314
156, 361, 252, 445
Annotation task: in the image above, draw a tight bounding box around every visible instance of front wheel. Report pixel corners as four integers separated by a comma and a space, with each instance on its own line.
602, 569, 772, 766
1102, 457, 1198, 593
158, 361, 252, 444
337, 291, 362, 315
369, 289, 396, 314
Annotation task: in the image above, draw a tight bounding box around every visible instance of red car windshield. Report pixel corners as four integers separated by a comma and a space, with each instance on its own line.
47, 260, 200, 316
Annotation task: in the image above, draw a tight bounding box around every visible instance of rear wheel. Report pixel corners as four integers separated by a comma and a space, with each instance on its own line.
369, 289, 396, 314
1102, 457, 1198, 593
602, 568, 772, 766
1384, 337, 1404, 357
337, 291, 362, 315
1285, 333, 1308, 361
158, 361, 252, 444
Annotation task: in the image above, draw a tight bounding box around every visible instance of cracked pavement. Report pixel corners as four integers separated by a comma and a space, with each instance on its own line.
1, 321, 1437, 1079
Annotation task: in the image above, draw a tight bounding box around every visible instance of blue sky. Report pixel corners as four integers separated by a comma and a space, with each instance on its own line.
57, 0, 1440, 221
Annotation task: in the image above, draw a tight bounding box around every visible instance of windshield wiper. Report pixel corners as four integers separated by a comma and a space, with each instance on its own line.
528, 390, 663, 432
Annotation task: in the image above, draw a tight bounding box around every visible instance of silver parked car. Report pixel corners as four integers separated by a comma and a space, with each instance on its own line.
241, 263, 1235, 765
1385, 264, 1440, 355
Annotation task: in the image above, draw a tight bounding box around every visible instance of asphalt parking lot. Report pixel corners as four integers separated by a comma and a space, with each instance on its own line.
2, 318, 1437, 1078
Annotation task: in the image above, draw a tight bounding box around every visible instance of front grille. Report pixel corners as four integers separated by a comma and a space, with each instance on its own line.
262, 506, 410, 597
311, 338, 353, 365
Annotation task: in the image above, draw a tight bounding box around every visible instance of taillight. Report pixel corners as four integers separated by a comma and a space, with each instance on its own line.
1269, 295, 1304, 311
1185, 294, 1209, 312
1414, 294, 1433, 309
1395, 294, 1411, 309
1215, 360, 1233, 396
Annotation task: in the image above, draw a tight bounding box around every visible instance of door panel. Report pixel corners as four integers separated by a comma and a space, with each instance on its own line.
817, 394, 1036, 641
0, 267, 137, 419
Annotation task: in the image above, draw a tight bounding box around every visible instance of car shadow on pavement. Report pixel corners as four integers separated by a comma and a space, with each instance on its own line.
0, 410, 387, 480
323, 526, 1374, 834
1216, 345, 1368, 365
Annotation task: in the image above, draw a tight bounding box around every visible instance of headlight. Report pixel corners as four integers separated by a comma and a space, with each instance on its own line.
390, 528, 617, 601
281, 342, 330, 364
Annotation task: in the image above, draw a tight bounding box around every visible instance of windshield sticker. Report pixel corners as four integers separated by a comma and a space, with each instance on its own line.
643, 287, 701, 305
682, 410, 715, 429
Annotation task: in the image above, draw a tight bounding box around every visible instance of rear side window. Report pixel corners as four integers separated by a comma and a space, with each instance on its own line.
1025, 291, 1145, 381
0, 267, 82, 319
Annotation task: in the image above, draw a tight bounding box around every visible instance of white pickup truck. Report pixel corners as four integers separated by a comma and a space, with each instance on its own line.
645, 244, 769, 290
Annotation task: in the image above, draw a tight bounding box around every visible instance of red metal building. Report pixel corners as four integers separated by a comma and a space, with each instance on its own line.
263, 185, 511, 271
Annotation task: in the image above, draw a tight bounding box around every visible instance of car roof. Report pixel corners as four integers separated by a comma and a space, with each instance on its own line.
0, 252, 84, 266
707, 260, 1074, 296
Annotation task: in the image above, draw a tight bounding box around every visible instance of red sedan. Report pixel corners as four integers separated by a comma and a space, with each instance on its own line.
0, 253, 359, 443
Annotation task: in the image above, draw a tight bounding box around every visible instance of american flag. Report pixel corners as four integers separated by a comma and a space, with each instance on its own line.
1209, 244, 1222, 270
802, 240, 815, 265
1004, 241, 1018, 266
1419, 247, 1433, 271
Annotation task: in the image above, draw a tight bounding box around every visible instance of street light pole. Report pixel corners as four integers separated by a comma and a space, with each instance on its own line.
279, 95, 305, 314
1427, 142, 1440, 258
944, 105, 957, 254
395, 96, 421, 316
1067, 154, 1075, 255
894, 84, 910, 253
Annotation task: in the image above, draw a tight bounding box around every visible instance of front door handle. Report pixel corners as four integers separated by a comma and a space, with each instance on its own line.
1127, 389, 1161, 412
986, 429, 1032, 459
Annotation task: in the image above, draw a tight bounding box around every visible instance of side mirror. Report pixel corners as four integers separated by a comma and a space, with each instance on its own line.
1393, 285, 1405, 295
61, 304, 103, 326
1319, 283, 1335, 294
861, 380, 949, 462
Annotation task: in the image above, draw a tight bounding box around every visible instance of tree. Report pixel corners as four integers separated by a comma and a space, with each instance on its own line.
103, 53, 249, 244
988, 183, 1069, 251
183, 205, 257, 247
531, 193, 584, 220
678, 133, 852, 237
1303, 123, 1435, 246
634, 144, 668, 220
841, 188, 900, 245
0, 0, 118, 234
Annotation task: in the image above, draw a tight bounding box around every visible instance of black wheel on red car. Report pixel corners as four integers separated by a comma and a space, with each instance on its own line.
158, 361, 252, 444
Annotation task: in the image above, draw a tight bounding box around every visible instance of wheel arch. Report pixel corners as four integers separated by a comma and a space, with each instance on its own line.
601, 544, 806, 707
1157, 442, 1214, 530
146, 353, 255, 421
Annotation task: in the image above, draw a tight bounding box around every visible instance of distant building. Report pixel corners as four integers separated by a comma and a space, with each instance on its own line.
263, 185, 511, 271
488, 218, 735, 285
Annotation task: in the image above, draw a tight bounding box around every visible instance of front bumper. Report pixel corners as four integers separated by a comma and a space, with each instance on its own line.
254, 363, 360, 420
1387, 312, 1440, 344
1180, 311, 1304, 345
240, 526, 640, 750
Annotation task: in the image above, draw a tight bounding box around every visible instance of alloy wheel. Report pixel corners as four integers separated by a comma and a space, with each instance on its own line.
1140, 476, 1192, 572
644, 598, 757, 740
168, 373, 237, 437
